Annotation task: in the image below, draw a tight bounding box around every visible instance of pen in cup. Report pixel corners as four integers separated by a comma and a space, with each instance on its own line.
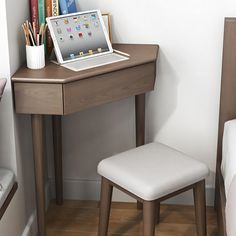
22, 20, 47, 69
21, 20, 47, 46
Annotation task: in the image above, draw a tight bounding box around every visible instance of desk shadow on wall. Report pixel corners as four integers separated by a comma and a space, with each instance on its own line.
146, 49, 180, 143
0, 89, 14, 168
45, 97, 136, 200
14, 115, 37, 216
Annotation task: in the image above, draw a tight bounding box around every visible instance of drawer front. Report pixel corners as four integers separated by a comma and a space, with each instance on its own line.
14, 83, 63, 115
63, 62, 156, 115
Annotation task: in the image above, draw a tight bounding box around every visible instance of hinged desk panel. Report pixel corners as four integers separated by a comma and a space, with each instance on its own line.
63, 62, 156, 114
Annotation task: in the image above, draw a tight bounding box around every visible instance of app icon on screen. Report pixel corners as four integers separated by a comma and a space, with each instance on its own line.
75, 25, 81, 31
78, 32, 83, 38
64, 18, 69, 24
89, 50, 93, 55
73, 17, 78, 23
88, 32, 92, 37
94, 22, 99, 27
57, 28, 62, 34
79, 52, 84, 56
54, 21, 59, 26
66, 27, 72, 32
98, 48, 102, 53
91, 14, 96, 20
84, 23, 90, 29
69, 34, 74, 40
70, 53, 75, 59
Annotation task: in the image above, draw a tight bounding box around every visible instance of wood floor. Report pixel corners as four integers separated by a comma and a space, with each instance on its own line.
46, 200, 218, 236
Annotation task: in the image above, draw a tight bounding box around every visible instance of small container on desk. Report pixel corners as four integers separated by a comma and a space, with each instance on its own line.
22, 20, 47, 70
26, 44, 45, 70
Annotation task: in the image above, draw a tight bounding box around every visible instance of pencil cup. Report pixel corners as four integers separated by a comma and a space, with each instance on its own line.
26, 44, 45, 69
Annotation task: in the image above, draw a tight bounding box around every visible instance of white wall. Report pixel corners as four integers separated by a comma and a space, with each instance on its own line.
1, 4, 235, 233
0, 0, 37, 235
47, 0, 236, 205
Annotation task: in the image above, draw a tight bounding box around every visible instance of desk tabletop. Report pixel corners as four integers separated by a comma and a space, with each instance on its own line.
12, 44, 159, 84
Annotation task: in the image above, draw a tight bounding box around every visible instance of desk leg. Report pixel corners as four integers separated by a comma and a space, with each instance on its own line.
52, 115, 63, 205
31, 114, 46, 236
135, 93, 145, 209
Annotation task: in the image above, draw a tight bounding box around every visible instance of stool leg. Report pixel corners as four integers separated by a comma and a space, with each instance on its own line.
98, 177, 113, 236
193, 180, 207, 236
156, 202, 160, 224
137, 201, 143, 209
143, 200, 157, 236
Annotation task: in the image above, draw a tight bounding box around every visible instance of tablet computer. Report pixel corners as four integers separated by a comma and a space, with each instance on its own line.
46, 10, 113, 64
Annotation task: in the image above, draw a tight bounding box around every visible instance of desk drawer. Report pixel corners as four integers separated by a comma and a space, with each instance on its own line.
63, 62, 156, 115
14, 83, 63, 114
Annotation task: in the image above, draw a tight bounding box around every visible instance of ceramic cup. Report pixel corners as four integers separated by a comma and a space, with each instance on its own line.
26, 44, 45, 69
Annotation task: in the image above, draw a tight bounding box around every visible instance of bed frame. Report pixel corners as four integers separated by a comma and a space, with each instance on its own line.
215, 17, 236, 236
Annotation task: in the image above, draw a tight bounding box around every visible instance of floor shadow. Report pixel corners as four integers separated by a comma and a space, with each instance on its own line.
110, 211, 142, 235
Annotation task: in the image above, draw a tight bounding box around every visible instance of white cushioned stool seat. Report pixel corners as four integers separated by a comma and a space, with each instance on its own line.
98, 142, 209, 201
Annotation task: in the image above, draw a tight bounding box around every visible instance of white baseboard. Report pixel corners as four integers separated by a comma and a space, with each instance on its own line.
49, 178, 215, 206
21, 210, 37, 236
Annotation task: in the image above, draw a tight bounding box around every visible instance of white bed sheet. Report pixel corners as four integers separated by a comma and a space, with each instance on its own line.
221, 119, 236, 197
222, 119, 236, 236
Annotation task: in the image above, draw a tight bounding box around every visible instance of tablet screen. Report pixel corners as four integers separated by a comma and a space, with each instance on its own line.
49, 11, 110, 62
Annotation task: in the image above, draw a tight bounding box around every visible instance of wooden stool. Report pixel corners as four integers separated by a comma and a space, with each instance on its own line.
97, 142, 209, 236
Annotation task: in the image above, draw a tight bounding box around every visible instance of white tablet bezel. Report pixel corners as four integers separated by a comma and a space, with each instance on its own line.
46, 9, 113, 65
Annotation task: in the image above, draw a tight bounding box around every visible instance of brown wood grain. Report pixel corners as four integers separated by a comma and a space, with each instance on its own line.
193, 180, 207, 236
52, 115, 63, 205
143, 201, 157, 236
216, 17, 236, 188
46, 200, 218, 236
216, 167, 227, 236
31, 115, 46, 236
14, 83, 63, 115
63, 63, 155, 115
12, 44, 159, 84
135, 93, 146, 210
98, 177, 113, 236
135, 94, 146, 148
215, 18, 236, 236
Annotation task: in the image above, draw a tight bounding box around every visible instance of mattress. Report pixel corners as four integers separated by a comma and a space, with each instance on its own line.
225, 175, 236, 236
0, 168, 15, 209
222, 119, 236, 236
221, 119, 236, 197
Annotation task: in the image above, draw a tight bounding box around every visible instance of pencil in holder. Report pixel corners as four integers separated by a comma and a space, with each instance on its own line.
26, 44, 45, 70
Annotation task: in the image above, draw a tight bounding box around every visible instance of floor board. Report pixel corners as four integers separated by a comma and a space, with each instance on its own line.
46, 200, 218, 236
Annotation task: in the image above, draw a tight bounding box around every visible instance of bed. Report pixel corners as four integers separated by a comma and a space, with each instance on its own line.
215, 17, 236, 236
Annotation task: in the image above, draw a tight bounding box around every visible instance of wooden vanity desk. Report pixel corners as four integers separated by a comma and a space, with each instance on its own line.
12, 44, 159, 236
